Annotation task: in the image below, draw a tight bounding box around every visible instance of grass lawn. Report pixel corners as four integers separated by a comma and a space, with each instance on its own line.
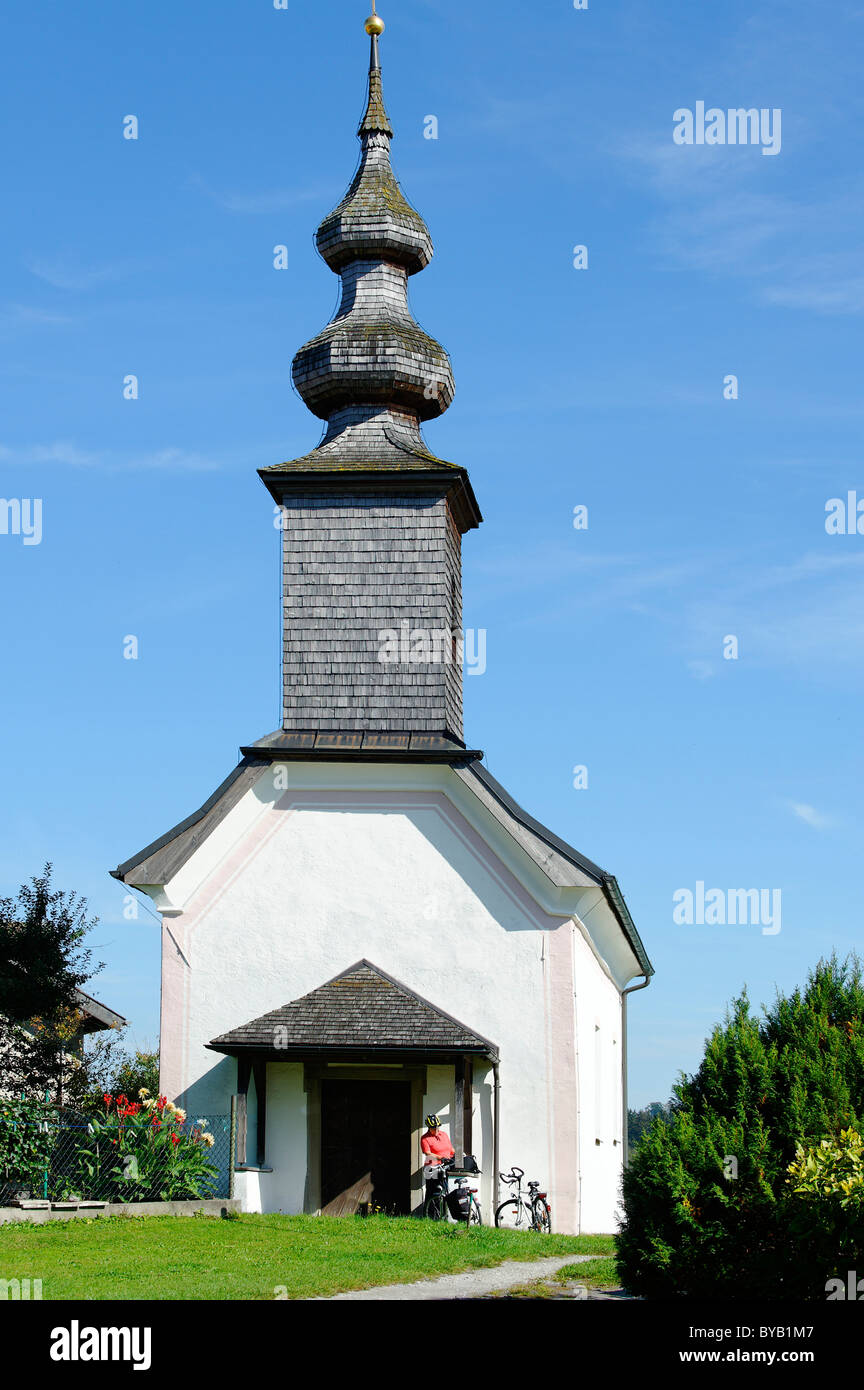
0, 1213, 613, 1301
491, 1253, 620, 1299
555, 1256, 618, 1289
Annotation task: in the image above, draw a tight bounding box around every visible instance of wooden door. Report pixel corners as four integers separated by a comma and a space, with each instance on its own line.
320, 1080, 411, 1216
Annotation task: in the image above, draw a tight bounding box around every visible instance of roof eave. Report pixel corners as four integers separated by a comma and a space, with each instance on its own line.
205, 1042, 498, 1061
466, 762, 654, 978
110, 756, 267, 884
73, 989, 127, 1032
258, 465, 482, 533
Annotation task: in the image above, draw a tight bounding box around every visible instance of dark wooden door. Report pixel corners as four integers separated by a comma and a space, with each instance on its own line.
320, 1081, 411, 1216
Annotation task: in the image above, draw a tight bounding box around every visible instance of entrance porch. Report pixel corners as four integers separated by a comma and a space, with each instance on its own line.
206, 961, 499, 1217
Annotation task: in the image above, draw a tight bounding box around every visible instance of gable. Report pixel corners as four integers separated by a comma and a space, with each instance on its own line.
112, 756, 651, 987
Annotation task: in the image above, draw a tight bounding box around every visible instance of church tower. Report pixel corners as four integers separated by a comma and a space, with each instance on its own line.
258, 15, 481, 753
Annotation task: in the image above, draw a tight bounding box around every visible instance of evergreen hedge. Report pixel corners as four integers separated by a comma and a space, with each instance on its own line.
617, 955, 864, 1299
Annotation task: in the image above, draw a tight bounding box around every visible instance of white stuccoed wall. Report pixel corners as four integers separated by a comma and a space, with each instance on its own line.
149, 760, 636, 1232
573, 929, 625, 1232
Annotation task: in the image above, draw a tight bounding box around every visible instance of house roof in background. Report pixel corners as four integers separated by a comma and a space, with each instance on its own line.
74, 989, 126, 1034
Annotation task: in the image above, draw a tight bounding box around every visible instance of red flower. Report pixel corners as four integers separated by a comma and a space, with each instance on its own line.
156, 1096, 167, 1112
170, 1133, 181, 1145
103, 1093, 112, 1108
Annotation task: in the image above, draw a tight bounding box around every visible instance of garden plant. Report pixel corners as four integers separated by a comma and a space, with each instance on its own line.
617, 955, 864, 1299
0, 1091, 219, 1204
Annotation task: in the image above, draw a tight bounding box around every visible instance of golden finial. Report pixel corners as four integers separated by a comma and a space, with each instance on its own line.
365, 5, 385, 37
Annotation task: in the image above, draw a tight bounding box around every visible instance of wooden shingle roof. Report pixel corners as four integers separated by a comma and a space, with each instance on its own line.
207, 960, 497, 1059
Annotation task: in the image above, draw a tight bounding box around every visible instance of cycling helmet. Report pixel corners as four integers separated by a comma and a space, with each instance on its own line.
425, 1113, 442, 1129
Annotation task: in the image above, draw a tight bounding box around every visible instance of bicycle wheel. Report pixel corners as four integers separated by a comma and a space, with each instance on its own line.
532, 1198, 552, 1234
469, 1197, 482, 1226
424, 1191, 447, 1221
494, 1198, 531, 1229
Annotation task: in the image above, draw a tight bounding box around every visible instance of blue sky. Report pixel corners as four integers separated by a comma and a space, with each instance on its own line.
1, 0, 862, 1107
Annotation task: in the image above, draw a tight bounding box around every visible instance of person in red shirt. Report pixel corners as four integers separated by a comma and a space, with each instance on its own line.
421, 1114, 455, 1204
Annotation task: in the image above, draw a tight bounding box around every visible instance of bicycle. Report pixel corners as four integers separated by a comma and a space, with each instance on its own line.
423, 1158, 482, 1226
494, 1167, 552, 1233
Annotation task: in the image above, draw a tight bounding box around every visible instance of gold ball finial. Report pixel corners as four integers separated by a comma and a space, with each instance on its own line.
365, 14, 385, 36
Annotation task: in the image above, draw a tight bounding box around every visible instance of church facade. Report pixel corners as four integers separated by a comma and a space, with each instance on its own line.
112, 17, 652, 1235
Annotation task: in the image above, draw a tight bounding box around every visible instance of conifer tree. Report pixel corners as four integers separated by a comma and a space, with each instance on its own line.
617, 955, 864, 1299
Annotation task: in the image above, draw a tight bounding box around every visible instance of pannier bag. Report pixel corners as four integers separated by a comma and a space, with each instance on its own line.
446, 1186, 471, 1220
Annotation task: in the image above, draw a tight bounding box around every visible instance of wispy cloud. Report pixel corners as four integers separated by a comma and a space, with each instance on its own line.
468, 90, 571, 139
0, 304, 74, 328
687, 659, 715, 682
616, 134, 864, 315
474, 540, 864, 682
188, 173, 334, 215
787, 802, 833, 830
475, 544, 704, 599
23, 256, 131, 293
761, 271, 864, 315
686, 552, 864, 672
0, 442, 221, 472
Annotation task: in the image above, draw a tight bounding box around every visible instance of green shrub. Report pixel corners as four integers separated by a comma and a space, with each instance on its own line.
0, 1097, 60, 1198
786, 1127, 864, 1278
66, 1092, 219, 1202
617, 955, 864, 1299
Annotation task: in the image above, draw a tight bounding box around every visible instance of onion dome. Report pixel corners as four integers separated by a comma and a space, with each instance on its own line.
315, 69, 432, 275
291, 20, 455, 433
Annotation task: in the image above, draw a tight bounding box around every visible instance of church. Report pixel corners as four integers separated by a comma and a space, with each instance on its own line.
111, 12, 652, 1235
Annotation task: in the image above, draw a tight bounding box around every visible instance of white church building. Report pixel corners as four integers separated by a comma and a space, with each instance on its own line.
112, 16, 652, 1235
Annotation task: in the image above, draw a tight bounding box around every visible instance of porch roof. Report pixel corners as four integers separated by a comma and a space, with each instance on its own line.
206, 960, 498, 1061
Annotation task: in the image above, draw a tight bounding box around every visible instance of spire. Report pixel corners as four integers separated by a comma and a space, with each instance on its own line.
360, 9, 392, 138
286, 9, 456, 468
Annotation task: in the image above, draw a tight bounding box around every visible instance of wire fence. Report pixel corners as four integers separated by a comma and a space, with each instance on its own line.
0, 1111, 232, 1206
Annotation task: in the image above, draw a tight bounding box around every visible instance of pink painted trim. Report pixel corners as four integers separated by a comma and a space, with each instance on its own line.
160, 919, 189, 1105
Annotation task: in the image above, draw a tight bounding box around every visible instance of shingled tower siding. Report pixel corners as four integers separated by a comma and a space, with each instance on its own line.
281, 491, 463, 736
261, 32, 480, 743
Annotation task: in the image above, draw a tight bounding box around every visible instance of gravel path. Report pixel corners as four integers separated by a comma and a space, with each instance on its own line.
318, 1254, 594, 1301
